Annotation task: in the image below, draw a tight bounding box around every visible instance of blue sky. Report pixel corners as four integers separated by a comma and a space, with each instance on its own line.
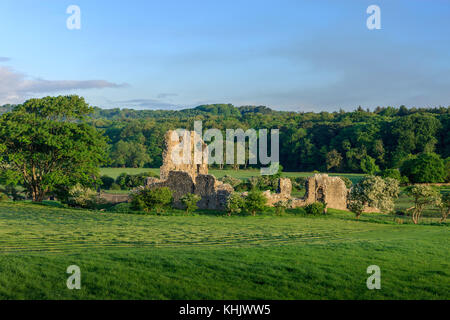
0, 0, 449, 111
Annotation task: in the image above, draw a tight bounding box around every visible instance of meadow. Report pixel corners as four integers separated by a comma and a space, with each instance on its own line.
0, 201, 448, 300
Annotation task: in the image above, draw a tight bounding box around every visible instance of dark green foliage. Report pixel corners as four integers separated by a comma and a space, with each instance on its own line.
225, 192, 246, 216
0, 95, 108, 202
377, 168, 409, 185
0, 192, 10, 202
131, 187, 173, 213
400, 153, 446, 183
304, 202, 326, 215
109, 202, 134, 213
115, 172, 159, 190
100, 175, 115, 190
244, 190, 267, 216
180, 193, 201, 214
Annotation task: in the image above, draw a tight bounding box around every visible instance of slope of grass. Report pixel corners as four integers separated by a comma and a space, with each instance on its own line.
0, 202, 448, 300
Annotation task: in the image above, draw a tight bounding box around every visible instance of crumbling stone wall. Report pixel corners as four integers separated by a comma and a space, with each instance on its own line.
160, 130, 209, 181
263, 174, 348, 210
145, 171, 233, 210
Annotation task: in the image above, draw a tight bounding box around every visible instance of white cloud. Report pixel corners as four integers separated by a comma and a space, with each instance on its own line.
0, 66, 128, 105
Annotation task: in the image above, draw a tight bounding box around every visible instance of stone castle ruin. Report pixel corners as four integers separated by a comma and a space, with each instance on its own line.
145, 130, 233, 210
143, 130, 350, 211
262, 175, 348, 210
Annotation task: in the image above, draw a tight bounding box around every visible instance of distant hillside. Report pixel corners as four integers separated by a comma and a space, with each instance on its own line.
89, 104, 280, 120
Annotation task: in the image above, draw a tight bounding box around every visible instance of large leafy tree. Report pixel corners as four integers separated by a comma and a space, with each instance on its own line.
0, 96, 108, 202
400, 153, 446, 183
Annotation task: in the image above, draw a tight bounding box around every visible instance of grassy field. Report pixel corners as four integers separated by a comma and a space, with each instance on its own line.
100, 167, 364, 184
0, 202, 448, 300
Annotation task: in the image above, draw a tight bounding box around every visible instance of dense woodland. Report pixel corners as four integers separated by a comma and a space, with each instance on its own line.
1, 102, 449, 174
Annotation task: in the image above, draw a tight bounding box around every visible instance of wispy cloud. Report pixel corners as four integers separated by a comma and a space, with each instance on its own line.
116, 98, 181, 110
0, 66, 128, 105
0, 57, 11, 62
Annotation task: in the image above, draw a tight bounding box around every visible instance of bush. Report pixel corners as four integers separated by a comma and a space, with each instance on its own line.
0, 192, 10, 202
219, 175, 242, 188
244, 190, 267, 216
274, 199, 292, 216
131, 187, 173, 213
67, 184, 99, 209
110, 202, 134, 214
377, 169, 409, 185
340, 177, 353, 189
116, 172, 159, 190
304, 202, 326, 215
180, 193, 201, 214
100, 175, 115, 190
110, 183, 122, 191
225, 192, 245, 216
400, 153, 446, 183
290, 177, 307, 190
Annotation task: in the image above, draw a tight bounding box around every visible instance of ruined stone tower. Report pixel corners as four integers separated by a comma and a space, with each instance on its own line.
160, 130, 209, 181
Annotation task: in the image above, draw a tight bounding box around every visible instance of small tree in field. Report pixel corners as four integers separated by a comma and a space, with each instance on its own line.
245, 190, 267, 216
226, 192, 245, 216
348, 176, 400, 219
405, 185, 441, 224
180, 193, 201, 214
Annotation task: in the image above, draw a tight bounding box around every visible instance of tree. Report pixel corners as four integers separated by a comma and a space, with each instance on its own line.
0, 96, 108, 202
439, 193, 449, 223
360, 155, 379, 175
400, 153, 446, 183
180, 193, 201, 214
405, 185, 441, 224
348, 176, 400, 219
244, 190, 267, 216
326, 149, 343, 172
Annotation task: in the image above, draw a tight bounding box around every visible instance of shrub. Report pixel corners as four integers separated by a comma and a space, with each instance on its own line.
304, 202, 326, 215
110, 202, 134, 214
225, 192, 245, 216
439, 193, 450, 223
131, 187, 173, 213
67, 184, 99, 209
290, 177, 307, 190
377, 169, 409, 185
100, 175, 115, 190
0, 192, 10, 202
110, 183, 122, 191
116, 172, 159, 190
400, 153, 446, 183
274, 199, 292, 216
340, 177, 353, 189
219, 175, 242, 188
244, 190, 267, 216
180, 193, 201, 214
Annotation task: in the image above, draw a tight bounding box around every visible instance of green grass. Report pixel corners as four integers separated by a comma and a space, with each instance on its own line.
0, 202, 448, 300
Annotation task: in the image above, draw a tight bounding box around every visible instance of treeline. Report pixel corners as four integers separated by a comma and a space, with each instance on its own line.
2, 102, 449, 173
86, 104, 449, 174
